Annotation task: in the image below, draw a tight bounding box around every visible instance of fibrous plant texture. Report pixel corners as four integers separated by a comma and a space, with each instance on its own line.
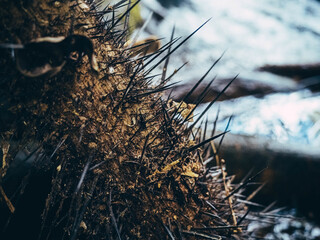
0, 0, 251, 239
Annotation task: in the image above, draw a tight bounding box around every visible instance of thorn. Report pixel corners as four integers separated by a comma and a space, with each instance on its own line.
75, 156, 92, 194
216, 115, 233, 155
161, 26, 175, 84
189, 75, 238, 130
70, 176, 99, 240
144, 18, 212, 76
108, 189, 122, 240
133, 82, 178, 99
181, 230, 222, 239
188, 131, 229, 152
139, 134, 150, 162
108, 0, 141, 32
237, 207, 251, 226
162, 62, 188, 86
224, 167, 267, 200
162, 222, 176, 240
202, 116, 209, 142
181, 53, 224, 104
140, 37, 182, 75
180, 76, 217, 124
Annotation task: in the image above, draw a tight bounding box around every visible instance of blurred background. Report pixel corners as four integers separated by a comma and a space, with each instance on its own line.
138, 0, 320, 145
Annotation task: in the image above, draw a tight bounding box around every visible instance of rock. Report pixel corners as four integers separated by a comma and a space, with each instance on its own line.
169, 77, 294, 104
258, 63, 320, 80
217, 132, 320, 222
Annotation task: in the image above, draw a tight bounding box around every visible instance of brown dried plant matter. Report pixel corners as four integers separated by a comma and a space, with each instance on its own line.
0, 1, 247, 239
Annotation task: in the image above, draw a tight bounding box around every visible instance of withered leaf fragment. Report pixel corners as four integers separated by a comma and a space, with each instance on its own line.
0, 34, 98, 77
